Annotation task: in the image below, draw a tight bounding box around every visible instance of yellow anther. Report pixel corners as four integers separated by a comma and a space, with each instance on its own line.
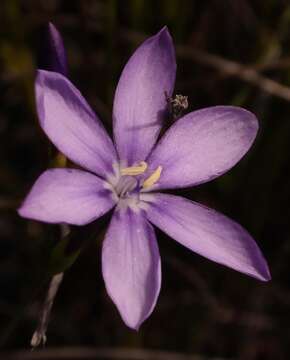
142, 166, 163, 189
120, 161, 148, 176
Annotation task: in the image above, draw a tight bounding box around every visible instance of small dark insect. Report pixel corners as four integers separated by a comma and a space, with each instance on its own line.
165, 91, 189, 120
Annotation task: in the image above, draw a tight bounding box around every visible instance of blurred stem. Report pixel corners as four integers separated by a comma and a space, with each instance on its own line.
30, 222, 69, 348
30, 273, 64, 348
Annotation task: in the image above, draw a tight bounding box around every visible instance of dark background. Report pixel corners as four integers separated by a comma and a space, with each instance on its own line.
1, 0, 290, 359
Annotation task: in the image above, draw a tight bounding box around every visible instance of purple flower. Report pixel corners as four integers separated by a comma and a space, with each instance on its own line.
18, 27, 270, 330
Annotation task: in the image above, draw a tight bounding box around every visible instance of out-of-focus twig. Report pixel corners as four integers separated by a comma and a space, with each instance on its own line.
165, 256, 222, 313
4, 347, 233, 360
121, 28, 290, 102
31, 223, 69, 348
253, 57, 290, 71
166, 256, 273, 330
177, 46, 290, 101
30, 273, 64, 348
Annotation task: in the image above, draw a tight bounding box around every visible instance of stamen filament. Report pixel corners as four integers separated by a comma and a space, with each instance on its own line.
120, 161, 148, 176
142, 166, 163, 189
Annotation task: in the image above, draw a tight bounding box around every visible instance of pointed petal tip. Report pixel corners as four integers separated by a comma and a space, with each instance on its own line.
104, 283, 150, 331
258, 265, 271, 282
36, 68, 57, 77
36, 69, 67, 85
35, 68, 65, 86
47, 22, 60, 37
159, 25, 169, 34
156, 26, 173, 44
35, 69, 42, 85
238, 105, 259, 132
17, 205, 25, 218
35, 68, 50, 84
44, 22, 68, 76
262, 274, 271, 282
252, 249, 271, 282
48, 22, 61, 39
239, 254, 271, 282
114, 296, 155, 330
149, 26, 173, 46
17, 200, 33, 219
122, 317, 142, 331
17, 203, 39, 222
48, 21, 55, 30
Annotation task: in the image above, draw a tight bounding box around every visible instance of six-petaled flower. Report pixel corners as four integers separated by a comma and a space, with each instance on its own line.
18, 27, 271, 330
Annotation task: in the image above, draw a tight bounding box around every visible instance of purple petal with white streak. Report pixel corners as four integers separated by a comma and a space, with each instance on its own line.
113, 27, 176, 165
18, 169, 115, 225
102, 208, 161, 329
145, 193, 270, 281
35, 70, 117, 178
146, 106, 258, 190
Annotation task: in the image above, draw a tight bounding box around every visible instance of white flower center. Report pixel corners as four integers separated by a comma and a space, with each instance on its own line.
105, 161, 162, 212
121, 161, 163, 190
114, 175, 138, 198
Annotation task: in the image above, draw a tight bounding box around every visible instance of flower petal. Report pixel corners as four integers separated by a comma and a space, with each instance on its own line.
146, 106, 258, 190
18, 169, 115, 225
35, 70, 117, 178
113, 27, 176, 165
145, 193, 270, 281
102, 208, 161, 329
46, 22, 68, 76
